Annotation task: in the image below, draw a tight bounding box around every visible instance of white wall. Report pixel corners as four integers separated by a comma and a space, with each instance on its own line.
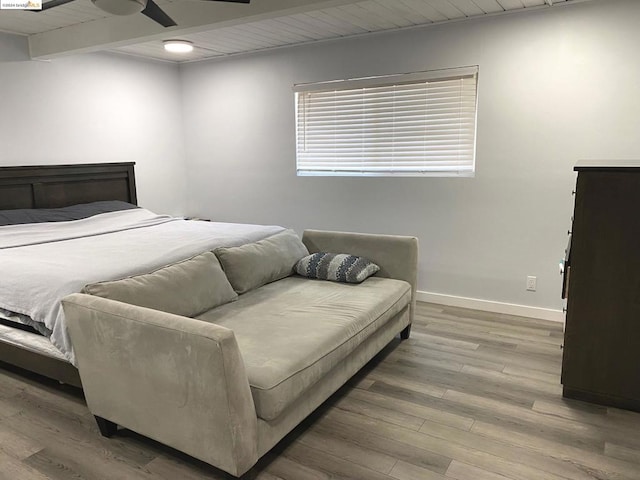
0, 34, 187, 215
180, 0, 640, 312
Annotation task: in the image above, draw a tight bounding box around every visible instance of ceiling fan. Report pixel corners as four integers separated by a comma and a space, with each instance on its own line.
36, 0, 250, 28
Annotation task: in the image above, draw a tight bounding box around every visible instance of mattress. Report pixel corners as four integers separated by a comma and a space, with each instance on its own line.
0, 204, 285, 365
0, 308, 51, 335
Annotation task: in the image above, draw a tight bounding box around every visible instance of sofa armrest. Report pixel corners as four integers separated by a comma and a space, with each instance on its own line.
61, 293, 258, 477
302, 229, 419, 322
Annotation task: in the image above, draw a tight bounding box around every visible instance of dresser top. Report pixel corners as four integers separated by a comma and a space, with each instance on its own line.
575, 159, 640, 171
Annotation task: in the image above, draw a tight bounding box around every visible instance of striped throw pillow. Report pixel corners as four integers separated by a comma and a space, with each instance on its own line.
295, 253, 379, 284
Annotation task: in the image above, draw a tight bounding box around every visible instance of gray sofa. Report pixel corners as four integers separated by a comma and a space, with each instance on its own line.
61, 229, 418, 477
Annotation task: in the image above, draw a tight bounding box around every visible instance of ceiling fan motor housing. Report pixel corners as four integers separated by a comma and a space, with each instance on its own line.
92, 0, 147, 16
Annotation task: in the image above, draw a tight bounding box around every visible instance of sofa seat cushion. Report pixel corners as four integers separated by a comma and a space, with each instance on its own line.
195, 276, 411, 421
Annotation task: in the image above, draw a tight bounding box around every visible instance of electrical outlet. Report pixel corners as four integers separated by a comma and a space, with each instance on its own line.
526, 276, 537, 291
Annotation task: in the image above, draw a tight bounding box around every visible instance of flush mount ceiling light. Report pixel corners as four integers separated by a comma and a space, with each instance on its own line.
163, 40, 194, 53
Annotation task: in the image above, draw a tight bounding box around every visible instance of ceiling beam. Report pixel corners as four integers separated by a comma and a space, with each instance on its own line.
28, 0, 358, 59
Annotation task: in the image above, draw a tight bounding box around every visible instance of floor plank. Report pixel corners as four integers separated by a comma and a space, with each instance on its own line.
446, 460, 515, 480
389, 460, 448, 480
605, 443, 640, 466
296, 426, 398, 473
0, 419, 44, 460
1, 302, 640, 479
502, 364, 561, 384
472, 421, 640, 479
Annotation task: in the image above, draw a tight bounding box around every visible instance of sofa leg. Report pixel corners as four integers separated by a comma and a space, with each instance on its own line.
400, 324, 411, 340
95, 416, 118, 438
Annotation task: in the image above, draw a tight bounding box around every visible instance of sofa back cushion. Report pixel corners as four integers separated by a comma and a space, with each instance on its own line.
214, 229, 309, 294
83, 251, 237, 317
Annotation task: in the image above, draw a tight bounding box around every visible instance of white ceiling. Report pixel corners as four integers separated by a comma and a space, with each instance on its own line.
0, 0, 587, 62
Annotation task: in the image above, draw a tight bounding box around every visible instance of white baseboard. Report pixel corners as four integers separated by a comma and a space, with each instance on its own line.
416, 290, 565, 323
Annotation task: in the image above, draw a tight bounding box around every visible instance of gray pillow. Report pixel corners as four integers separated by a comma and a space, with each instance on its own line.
214, 229, 309, 294
295, 253, 380, 284
82, 252, 237, 317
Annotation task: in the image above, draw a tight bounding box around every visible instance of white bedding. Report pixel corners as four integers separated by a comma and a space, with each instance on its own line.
0, 208, 285, 365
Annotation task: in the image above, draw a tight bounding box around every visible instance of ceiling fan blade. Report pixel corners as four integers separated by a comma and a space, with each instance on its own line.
36, 0, 76, 11
141, 0, 176, 27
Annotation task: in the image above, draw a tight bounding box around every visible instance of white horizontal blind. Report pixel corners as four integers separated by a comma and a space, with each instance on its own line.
295, 67, 478, 177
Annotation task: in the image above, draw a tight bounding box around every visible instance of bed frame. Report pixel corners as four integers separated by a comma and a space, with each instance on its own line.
0, 162, 138, 388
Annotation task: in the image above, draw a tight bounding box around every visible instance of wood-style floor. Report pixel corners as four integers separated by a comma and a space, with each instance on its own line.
1, 302, 640, 480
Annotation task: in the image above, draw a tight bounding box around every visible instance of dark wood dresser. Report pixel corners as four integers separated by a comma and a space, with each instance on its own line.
562, 161, 640, 411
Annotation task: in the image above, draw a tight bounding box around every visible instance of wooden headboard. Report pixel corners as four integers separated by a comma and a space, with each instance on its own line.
0, 163, 137, 210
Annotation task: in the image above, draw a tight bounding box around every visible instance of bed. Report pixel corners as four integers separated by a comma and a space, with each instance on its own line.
0, 163, 138, 387
0, 162, 283, 388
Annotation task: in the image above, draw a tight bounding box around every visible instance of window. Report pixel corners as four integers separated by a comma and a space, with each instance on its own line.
295, 66, 478, 177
